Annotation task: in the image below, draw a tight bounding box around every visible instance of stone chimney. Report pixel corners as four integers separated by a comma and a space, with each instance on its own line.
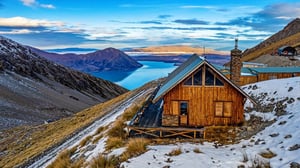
230, 38, 242, 85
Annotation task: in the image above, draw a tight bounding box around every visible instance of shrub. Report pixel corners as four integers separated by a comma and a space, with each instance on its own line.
105, 137, 125, 151
92, 134, 103, 144
89, 155, 119, 168
46, 149, 84, 168
95, 126, 105, 135
107, 119, 126, 139
79, 135, 92, 147
193, 147, 203, 154
122, 104, 141, 121
259, 149, 277, 159
121, 138, 150, 161
167, 147, 182, 156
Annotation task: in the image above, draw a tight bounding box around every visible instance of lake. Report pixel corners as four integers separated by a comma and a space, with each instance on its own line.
91, 61, 177, 90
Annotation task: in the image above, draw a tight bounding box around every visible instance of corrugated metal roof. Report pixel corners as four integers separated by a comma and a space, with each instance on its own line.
250, 67, 300, 73
153, 55, 256, 104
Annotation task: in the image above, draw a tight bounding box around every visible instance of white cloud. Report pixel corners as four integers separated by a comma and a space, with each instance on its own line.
40, 4, 56, 9
180, 5, 216, 9
20, 0, 56, 9
0, 29, 38, 34
20, 0, 36, 6
0, 17, 64, 27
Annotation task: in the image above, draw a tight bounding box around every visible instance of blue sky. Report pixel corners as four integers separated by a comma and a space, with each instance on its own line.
0, 0, 300, 51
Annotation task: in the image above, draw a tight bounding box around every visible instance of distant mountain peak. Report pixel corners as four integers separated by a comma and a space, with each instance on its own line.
34, 46, 142, 72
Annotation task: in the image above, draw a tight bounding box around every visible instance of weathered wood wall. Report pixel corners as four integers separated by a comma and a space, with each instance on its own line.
240, 76, 258, 86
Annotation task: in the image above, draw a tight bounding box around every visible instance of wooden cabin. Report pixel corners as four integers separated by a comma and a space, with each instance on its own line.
152, 55, 254, 128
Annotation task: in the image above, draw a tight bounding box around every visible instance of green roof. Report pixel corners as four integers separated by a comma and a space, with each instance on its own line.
153, 55, 255, 104
250, 67, 300, 73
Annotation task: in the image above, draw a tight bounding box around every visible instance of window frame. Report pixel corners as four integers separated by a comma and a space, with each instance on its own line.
183, 65, 224, 87
214, 101, 232, 118
180, 101, 188, 115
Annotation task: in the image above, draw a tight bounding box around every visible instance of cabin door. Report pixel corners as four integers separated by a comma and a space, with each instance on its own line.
171, 101, 188, 126
179, 101, 188, 126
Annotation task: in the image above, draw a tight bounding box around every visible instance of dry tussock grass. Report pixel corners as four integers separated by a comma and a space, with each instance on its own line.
46, 148, 84, 168
167, 147, 182, 156
0, 91, 132, 168
259, 149, 277, 159
105, 137, 124, 151
1, 81, 158, 168
120, 138, 150, 161
89, 155, 119, 168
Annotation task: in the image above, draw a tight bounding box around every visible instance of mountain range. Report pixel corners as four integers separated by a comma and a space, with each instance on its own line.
0, 36, 127, 130
30, 47, 143, 72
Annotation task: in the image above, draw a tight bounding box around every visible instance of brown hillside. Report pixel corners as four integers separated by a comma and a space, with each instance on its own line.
242, 18, 300, 62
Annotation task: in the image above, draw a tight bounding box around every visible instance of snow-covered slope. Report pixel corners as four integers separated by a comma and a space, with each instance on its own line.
121, 77, 300, 168
33, 77, 299, 168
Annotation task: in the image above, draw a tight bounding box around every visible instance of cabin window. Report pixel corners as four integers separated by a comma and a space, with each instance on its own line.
215, 102, 223, 117
180, 102, 188, 115
205, 68, 214, 85
269, 75, 277, 80
184, 76, 193, 85
215, 77, 224, 86
183, 66, 224, 86
224, 102, 232, 117
215, 101, 232, 117
193, 69, 202, 85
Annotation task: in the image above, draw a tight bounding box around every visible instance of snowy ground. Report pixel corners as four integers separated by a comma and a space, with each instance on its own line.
122, 77, 300, 168
29, 77, 300, 168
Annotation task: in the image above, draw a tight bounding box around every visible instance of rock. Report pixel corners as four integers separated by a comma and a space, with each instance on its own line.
289, 144, 300, 151
288, 87, 293, 92
269, 133, 279, 137
284, 135, 292, 139
278, 121, 287, 125
287, 98, 295, 104
291, 162, 300, 168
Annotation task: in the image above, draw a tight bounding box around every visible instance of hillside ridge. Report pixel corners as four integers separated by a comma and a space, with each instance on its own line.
242, 18, 300, 61
0, 35, 127, 129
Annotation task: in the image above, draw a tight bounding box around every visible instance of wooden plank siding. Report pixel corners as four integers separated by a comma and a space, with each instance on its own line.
240, 76, 258, 86
162, 68, 245, 127
257, 72, 300, 81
